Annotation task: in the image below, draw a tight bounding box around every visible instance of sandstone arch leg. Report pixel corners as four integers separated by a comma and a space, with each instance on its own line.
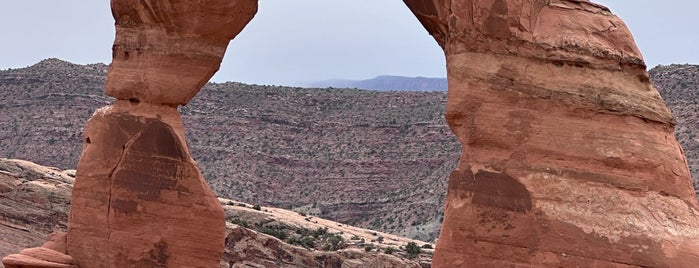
404, 0, 699, 267
64, 1, 258, 267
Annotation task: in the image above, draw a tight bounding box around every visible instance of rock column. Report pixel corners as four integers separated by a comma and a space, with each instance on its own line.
404, 0, 699, 267
64, 1, 257, 267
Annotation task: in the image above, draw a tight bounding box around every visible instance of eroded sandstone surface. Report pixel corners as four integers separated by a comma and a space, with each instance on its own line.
0, 159, 73, 264
65, 0, 257, 266
404, 0, 699, 267
0, 158, 433, 268
3, 0, 257, 267
5, 0, 699, 267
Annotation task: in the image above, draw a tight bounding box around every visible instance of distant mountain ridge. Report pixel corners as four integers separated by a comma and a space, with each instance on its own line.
0, 58, 459, 242
305, 75, 447, 91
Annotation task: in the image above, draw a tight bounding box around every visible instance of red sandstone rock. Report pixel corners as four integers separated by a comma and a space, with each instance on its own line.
0, 159, 73, 263
3, 231, 76, 268
65, 0, 258, 266
105, 0, 257, 105
66, 101, 226, 267
1, 158, 433, 267
403, 0, 699, 267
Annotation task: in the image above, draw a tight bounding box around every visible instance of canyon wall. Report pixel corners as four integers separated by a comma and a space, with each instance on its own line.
404, 0, 699, 267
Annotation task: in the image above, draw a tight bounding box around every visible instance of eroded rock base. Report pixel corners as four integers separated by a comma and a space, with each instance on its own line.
65, 101, 225, 267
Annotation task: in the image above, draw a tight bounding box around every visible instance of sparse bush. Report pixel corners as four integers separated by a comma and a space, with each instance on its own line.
312, 227, 328, 238
259, 226, 288, 241
252, 204, 261, 210
384, 247, 395, 255
323, 234, 346, 251
405, 242, 421, 259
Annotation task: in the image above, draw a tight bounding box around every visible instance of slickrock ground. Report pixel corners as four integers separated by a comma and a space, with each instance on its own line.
404, 0, 699, 266
0, 159, 73, 262
0, 158, 433, 268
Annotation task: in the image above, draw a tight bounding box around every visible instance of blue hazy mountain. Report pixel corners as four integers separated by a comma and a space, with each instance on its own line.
304, 75, 447, 91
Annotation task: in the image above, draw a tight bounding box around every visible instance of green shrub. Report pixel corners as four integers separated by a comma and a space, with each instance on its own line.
384, 247, 395, 255
259, 226, 288, 241
405, 242, 421, 259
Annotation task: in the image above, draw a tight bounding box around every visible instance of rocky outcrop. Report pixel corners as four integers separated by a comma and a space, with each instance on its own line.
223, 225, 422, 268
403, 0, 699, 267
63, 0, 257, 267
106, 0, 258, 105
651, 64, 699, 197
0, 158, 433, 268
3, 232, 77, 268
2, 0, 257, 267
6, 0, 699, 266
0, 159, 73, 265
66, 102, 228, 267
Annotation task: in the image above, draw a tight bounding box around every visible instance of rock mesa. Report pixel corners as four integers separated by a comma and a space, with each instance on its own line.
403, 0, 699, 267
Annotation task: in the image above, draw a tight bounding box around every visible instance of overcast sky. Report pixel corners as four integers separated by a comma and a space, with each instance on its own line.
0, 1, 697, 86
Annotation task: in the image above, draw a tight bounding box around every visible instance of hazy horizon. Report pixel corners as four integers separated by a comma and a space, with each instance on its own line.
1, 1, 697, 86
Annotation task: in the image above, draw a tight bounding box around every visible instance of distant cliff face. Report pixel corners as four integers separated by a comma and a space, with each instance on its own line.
2, 60, 699, 249
0, 59, 460, 241
651, 64, 699, 196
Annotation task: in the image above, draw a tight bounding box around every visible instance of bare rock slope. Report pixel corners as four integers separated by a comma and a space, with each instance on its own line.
0, 158, 433, 268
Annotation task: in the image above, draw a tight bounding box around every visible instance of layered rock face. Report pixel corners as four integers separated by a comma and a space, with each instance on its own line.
0, 159, 74, 267
404, 0, 699, 267
106, 0, 258, 105
2, 1, 256, 267
66, 1, 257, 266
66, 102, 227, 267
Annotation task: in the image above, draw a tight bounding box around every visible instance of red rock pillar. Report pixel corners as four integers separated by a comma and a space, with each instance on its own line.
404, 0, 699, 267
64, 0, 257, 267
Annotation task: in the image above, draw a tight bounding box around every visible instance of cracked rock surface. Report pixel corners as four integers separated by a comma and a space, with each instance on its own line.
66, 101, 226, 267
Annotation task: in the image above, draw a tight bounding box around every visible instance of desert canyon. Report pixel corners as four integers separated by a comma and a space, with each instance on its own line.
2, 0, 699, 267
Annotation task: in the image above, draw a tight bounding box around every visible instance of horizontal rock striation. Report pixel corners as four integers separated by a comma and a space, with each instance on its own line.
106, 0, 257, 106
1, 0, 258, 267
404, 0, 699, 267
0, 159, 73, 265
66, 101, 227, 267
